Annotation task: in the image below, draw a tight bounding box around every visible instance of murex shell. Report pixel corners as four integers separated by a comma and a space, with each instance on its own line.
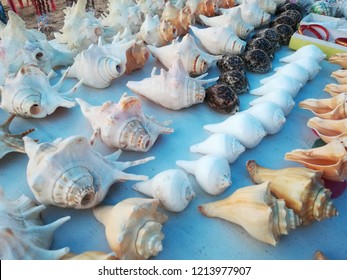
0, 188, 70, 259
76, 93, 173, 152
24, 135, 154, 209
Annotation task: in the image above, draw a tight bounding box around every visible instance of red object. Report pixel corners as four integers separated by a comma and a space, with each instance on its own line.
322, 177, 347, 198
50, 0, 56, 11
298, 24, 330, 41
18, 0, 24, 8
7, 0, 18, 13
335, 38, 347, 47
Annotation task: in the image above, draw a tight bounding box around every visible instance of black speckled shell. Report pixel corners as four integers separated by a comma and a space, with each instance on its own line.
246, 37, 275, 60
216, 54, 246, 73
276, 3, 302, 15
241, 49, 272, 74
252, 28, 281, 51
274, 24, 294, 45
281, 10, 302, 25
205, 84, 240, 114
269, 15, 296, 31
217, 71, 249, 94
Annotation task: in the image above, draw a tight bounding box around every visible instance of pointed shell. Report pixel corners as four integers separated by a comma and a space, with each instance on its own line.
279, 45, 327, 63
125, 41, 150, 75
307, 117, 347, 143
329, 53, 347, 69
331, 69, 347, 84
239, 2, 271, 28
324, 83, 347, 97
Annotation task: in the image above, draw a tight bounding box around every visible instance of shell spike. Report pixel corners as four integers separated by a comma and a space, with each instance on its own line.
22, 204, 46, 220
113, 156, 155, 171
63, 79, 84, 96
75, 97, 94, 117
53, 67, 71, 91
0, 114, 16, 131
45, 247, 71, 260
176, 159, 197, 175
105, 149, 122, 162
23, 136, 41, 158
39, 216, 71, 234
47, 70, 57, 80
114, 170, 149, 182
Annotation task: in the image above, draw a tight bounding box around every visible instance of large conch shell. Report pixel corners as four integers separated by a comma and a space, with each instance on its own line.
0, 188, 70, 259
190, 25, 246, 55
0, 65, 82, 118
54, 0, 103, 51
331, 69, 347, 84
260, 63, 310, 85
133, 169, 195, 212
238, 1, 271, 28
93, 198, 168, 260
204, 112, 267, 148
76, 94, 173, 152
126, 58, 218, 110
147, 34, 221, 75
324, 83, 347, 96
307, 117, 347, 143
61, 251, 117, 260
299, 93, 347, 120
284, 139, 347, 182
329, 53, 347, 69
24, 135, 154, 209
236, 0, 276, 14
199, 182, 300, 246
0, 114, 35, 159
185, 0, 219, 17
176, 154, 231, 195
246, 160, 339, 224
279, 45, 327, 63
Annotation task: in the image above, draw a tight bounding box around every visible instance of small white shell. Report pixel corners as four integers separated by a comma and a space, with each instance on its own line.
279, 45, 327, 63
260, 63, 310, 85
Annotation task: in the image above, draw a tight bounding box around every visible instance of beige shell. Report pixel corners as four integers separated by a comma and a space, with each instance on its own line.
284, 139, 347, 182
314, 250, 328, 260
331, 69, 347, 84
307, 117, 347, 143
329, 53, 347, 69
0, 188, 70, 259
61, 251, 117, 260
199, 182, 300, 246
136, 0, 166, 16
246, 160, 339, 224
324, 83, 347, 96
218, 0, 236, 8
93, 198, 168, 260
185, 0, 219, 17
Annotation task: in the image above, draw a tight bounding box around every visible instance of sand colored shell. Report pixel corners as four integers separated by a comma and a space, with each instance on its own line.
205, 84, 240, 114
217, 71, 249, 94
76, 94, 173, 152
246, 160, 338, 225
0, 188, 70, 259
218, 0, 236, 8
307, 117, 347, 143
216, 54, 246, 73
61, 251, 117, 260
275, 57, 322, 80
260, 63, 310, 85
331, 69, 347, 84
329, 53, 347, 69
199, 182, 300, 246
324, 83, 347, 97
93, 198, 168, 260
314, 250, 328, 260
279, 44, 327, 63
24, 135, 154, 209
246, 37, 275, 60
241, 49, 272, 73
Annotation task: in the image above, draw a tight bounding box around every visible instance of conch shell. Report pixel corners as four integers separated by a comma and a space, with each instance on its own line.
284, 139, 347, 182
126, 58, 218, 110
185, 0, 219, 17
329, 53, 347, 69
93, 198, 168, 260
324, 83, 347, 97
136, 0, 166, 16
0, 65, 82, 118
61, 251, 117, 260
307, 117, 347, 143
199, 182, 300, 246
0, 114, 35, 159
76, 94, 173, 152
24, 135, 154, 209
260, 63, 310, 85
279, 45, 326, 63
0, 188, 70, 259
239, 1, 271, 27
133, 169, 195, 212
331, 69, 347, 84
246, 160, 339, 224
176, 154, 231, 195
236, 0, 276, 14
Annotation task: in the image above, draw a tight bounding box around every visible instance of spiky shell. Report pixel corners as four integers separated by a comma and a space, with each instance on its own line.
216, 54, 246, 73
205, 84, 240, 114
241, 49, 272, 74
217, 71, 249, 94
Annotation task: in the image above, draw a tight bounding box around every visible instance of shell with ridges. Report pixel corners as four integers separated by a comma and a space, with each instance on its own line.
331, 69, 347, 84
185, 0, 219, 17
307, 117, 347, 143
324, 83, 347, 97
239, 1, 271, 27
279, 45, 326, 63
329, 53, 347, 69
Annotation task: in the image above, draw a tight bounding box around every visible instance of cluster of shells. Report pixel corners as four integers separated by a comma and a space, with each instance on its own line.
0, 0, 344, 259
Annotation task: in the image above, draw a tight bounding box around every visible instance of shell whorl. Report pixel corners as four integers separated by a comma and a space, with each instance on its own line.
99, 57, 125, 81
119, 119, 151, 152
135, 221, 164, 259
12, 89, 42, 117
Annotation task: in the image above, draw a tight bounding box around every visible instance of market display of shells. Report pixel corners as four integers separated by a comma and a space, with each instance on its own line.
216, 54, 246, 73
241, 49, 272, 73
252, 28, 281, 50
274, 23, 295, 45
246, 37, 275, 60
217, 71, 249, 94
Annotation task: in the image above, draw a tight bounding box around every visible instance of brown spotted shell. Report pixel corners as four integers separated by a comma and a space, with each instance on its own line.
246, 37, 275, 60
276, 3, 302, 15
269, 15, 296, 31
205, 84, 240, 114
217, 71, 249, 94
216, 54, 246, 73
274, 24, 294, 45
281, 10, 302, 25
241, 49, 272, 74
252, 28, 281, 51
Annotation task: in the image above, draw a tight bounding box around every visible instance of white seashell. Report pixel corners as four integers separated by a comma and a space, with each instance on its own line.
239, 1, 271, 28
279, 45, 327, 63
185, 0, 219, 17
260, 63, 310, 85
176, 154, 231, 195
147, 34, 221, 75
93, 198, 168, 260
190, 133, 245, 163
24, 135, 154, 209
0, 65, 82, 118
61, 251, 117, 260
76, 94, 173, 152
236, 0, 277, 14
245, 102, 286, 134
190, 25, 246, 55
249, 89, 295, 116
203, 112, 267, 148
0, 188, 70, 259
136, 0, 166, 16
133, 169, 195, 212
126, 58, 218, 110
250, 75, 303, 98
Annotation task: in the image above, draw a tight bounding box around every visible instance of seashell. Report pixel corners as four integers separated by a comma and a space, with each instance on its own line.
216, 54, 246, 73
279, 44, 327, 63
273, 24, 294, 45
281, 9, 303, 25
126, 58, 218, 110
269, 15, 296, 30
244, 102, 286, 134
76, 94, 173, 152
199, 182, 300, 246
0, 188, 70, 259
204, 112, 267, 148
147, 34, 221, 75
217, 71, 249, 94
239, 1, 271, 28
185, 0, 219, 17
249, 89, 295, 116
284, 139, 347, 182
0, 65, 82, 118
61, 251, 118, 260
314, 250, 328, 260
190, 133, 245, 163
236, 0, 277, 14
252, 27, 281, 51
218, 0, 236, 9
329, 53, 347, 69
275, 57, 322, 80
205, 84, 240, 114
250, 75, 302, 97
246, 160, 338, 225
93, 198, 167, 260
136, 0, 166, 16
133, 169, 195, 212
190, 26, 246, 55
299, 93, 347, 120
307, 117, 347, 143
24, 135, 154, 209
176, 154, 231, 195
246, 37, 275, 60
241, 49, 272, 73
324, 83, 347, 97
276, 2, 302, 14
331, 69, 347, 84
54, 0, 103, 51
0, 114, 35, 159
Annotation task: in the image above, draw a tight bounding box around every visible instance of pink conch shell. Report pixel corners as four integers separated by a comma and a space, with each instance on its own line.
307, 117, 347, 143
329, 53, 347, 69
331, 69, 347, 84
324, 83, 347, 96
76, 94, 173, 152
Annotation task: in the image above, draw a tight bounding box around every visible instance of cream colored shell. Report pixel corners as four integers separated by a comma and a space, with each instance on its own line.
307, 117, 347, 143
279, 45, 326, 63
331, 69, 347, 84
329, 53, 347, 69
324, 83, 347, 97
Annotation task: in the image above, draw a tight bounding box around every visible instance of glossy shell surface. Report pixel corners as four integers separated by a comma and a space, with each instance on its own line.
246, 37, 275, 60
217, 71, 249, 94
216, 54, 246, 73
274, 24, 294, 45
241, 49, 272, 73
252, 28, 281, 50
205, 84, 240, 114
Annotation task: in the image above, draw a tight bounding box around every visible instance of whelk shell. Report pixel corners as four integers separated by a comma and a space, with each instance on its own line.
307, 117, 347, 143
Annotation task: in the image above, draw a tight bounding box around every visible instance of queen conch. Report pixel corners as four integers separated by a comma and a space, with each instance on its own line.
133, 169, 195, 212
93, 198, 168, 260
126, 58, 218, 110
0, 65, 82, 118
199, 182, 300, 246
0, 188, 70, 259
24, 135, 154, 209
307, 117, 347, 143
246, 160, 339, 225
76, 94, 173, 152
